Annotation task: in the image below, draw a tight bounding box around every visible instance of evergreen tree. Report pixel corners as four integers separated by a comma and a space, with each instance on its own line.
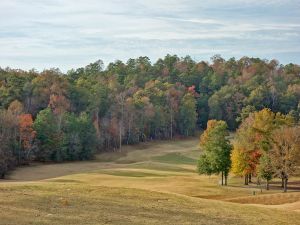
33, 108, 63, 161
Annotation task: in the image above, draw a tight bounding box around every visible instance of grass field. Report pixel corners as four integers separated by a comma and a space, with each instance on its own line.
1, 138, 300, 225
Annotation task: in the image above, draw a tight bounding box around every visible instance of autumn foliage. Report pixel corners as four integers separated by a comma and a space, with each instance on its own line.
231, 108, 299, 191
0, 55, 300, 178
19, 114, 36, 161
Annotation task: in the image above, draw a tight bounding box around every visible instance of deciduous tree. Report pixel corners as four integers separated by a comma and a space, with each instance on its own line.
269, 126, 300, 192
19, 114, 36, 163
198, 120, 232, 185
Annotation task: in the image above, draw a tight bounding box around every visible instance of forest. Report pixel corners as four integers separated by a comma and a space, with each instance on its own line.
1, 55, 300, 178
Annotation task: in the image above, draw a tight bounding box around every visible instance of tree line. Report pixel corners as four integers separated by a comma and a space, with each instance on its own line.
1, 55, 299, 178
198, 109, 300, 192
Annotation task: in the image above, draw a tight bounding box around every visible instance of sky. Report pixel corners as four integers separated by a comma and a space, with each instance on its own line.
0, 0, 300, 72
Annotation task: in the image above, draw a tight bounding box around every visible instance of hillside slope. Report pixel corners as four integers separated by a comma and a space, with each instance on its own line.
1, 138, 300, 225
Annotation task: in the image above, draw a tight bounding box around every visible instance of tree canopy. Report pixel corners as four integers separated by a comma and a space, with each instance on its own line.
198, 120, 232, 185
0, 55, 300, 177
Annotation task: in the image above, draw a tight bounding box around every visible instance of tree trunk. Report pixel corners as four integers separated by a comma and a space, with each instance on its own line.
249, 174, 252, 183
127, 115, 133, 145
244, 175, 249, 185
283, 178, 288, 193
224, 171, 228, 186
170, 109, 173, 139
266, 180, 269, 190
221, 171, 224, 186
281, 177, 284, 188
119, 124, 122, 152
18, 148, 21, 164
119, 102, 124, 152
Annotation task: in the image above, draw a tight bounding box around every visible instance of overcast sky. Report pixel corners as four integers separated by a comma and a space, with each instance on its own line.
0, 0, 300, 72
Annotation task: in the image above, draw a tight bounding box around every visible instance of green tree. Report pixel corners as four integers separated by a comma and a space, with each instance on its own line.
208, 85, 245, 130
257, 153, 273, 190
178, 93, 197, 136
33, 108, 62, 161
0, 110, 19, 178
62, 113, 97, 160
197, 120, 232, 185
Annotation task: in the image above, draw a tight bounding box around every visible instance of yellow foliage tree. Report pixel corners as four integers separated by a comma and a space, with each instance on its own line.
231, 108, 294, 185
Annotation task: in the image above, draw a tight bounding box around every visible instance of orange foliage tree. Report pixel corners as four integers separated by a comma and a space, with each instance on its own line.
231, 108, 293, 185
19, 114, 36, 163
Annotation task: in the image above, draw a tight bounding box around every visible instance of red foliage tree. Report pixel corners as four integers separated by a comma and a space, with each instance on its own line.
19, 114, 36, 162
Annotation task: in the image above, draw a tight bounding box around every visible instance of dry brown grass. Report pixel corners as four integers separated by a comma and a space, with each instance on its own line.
227, 192, 300, 205
1, 182, 300, 225
1, 137, 300, 224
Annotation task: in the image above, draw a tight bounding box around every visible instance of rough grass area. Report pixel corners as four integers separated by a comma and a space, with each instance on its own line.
127, 161, 195, 172
152, 152, 197, 165
0, 183, 299, 225
227, 192, 300, 205
96, 169, 168, 177
1, 138, 300, 224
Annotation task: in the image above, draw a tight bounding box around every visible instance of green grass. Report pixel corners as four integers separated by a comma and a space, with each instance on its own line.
152, 152, 197, 165
49, 179, 83, 183
95, 151, 127, 162
96, 169, 168, 177
127, 162, 194, 173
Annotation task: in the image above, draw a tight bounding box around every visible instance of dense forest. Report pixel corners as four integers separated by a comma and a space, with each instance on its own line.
1, 55, 300, 177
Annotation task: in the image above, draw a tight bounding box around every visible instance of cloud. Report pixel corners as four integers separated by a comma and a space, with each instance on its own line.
0, 0, 299, 71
